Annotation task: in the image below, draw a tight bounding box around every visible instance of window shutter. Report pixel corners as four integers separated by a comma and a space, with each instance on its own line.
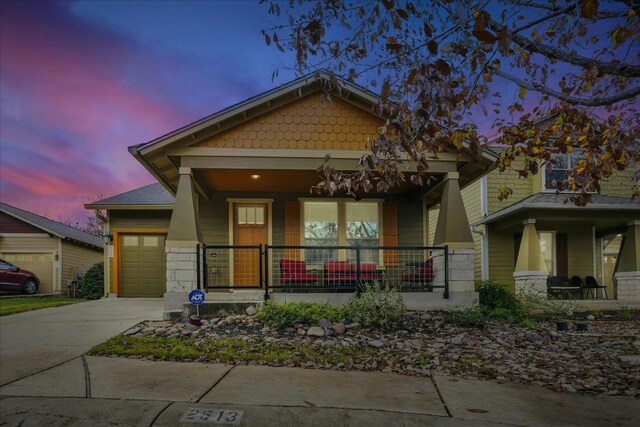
284, 201, 301, 259
383, 202, 398, 264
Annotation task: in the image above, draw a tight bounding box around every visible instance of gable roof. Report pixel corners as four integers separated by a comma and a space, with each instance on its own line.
85, 183, 174, 209
128, 70, 499, 197
471, 193, 640, 226
0, 203, 103, 249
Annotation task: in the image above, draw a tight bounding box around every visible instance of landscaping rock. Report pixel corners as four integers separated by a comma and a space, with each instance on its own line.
123, 327, 140, 336
307, 326, 325, 337
368, 340, 384, 348
246, 305, 257, 316
188, 316, 202, 326
296, 328, 306, 336
346, 322, 362, 331
184, 323, 199, 332
318, 318, 333, 328
332, 322, 346, 335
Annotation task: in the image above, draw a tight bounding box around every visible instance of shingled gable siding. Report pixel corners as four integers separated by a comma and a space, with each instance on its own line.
194, 95, 382, 151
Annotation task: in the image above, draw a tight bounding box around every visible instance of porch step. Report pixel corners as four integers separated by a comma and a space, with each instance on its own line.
202, 290, 264, 302
182, 301, 263, 320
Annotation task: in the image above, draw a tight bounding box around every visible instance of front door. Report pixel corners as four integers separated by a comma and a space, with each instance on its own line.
233, 203, 268, 287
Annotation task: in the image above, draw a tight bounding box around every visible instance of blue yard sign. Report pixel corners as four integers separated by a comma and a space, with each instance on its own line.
189, 289, 205, 305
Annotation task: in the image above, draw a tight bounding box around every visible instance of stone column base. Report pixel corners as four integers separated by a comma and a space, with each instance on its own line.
432, 248, 475, 294
166, 245, 199, 293
514, 271, 548, 297
615, 271, 640, 301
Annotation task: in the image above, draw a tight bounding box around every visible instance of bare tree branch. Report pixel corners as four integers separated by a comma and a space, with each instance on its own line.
494, 69, 640, 105
489, 20, 640, 78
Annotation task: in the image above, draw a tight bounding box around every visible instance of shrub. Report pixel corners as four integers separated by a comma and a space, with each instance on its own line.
476, 280, 527, 324
444, 306, 488, 328
79, 262, 104, 300
256, 301, 346, 331
446, 281, 529, 328
345, 283, 405, 329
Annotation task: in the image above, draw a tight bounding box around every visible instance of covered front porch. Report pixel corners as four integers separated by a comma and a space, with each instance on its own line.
472, 193, 640, 302
124, 73, 499, 317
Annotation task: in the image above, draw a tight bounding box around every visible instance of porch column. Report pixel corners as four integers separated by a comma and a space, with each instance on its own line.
432, 172, 475, 298
164, 167, 203, 318
615, 220, 640, 301
513, 219, 548, 296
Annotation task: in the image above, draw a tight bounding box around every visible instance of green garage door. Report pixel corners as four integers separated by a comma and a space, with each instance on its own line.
120, 234, 166, 297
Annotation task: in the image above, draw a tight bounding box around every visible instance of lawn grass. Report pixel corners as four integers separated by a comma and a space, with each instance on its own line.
88, 335, 406, 367
0, 296, 83, 316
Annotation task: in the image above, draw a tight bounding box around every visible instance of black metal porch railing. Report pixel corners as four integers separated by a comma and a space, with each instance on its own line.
200, 244, 263, 290
197, 243, 449, 299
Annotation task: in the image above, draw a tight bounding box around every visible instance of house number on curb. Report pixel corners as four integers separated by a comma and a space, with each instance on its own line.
180, 408, 243, 425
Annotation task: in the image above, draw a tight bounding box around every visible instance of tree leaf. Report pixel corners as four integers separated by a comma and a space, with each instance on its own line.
579, 0, 598, 21
427, 40, 438, 54
518, 86, 527, 100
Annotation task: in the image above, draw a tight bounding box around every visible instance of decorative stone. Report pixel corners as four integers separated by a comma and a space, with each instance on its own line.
318, 319, 333, 328
346, 322, 362, 331
307, 326, 325, 337
368, 340, 384, 348
283, 327, 296, 334
184, 323, 199, 332
188, 316, 202, 326
332, 322, 346, 335
123, 327, 141, 336
296, 328, 306, 336
246, 306, 257, 316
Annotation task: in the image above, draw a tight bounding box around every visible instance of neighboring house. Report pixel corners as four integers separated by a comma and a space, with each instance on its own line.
0, 203, 103, 294
427, 149, 640, 300
86, 72, 499, 317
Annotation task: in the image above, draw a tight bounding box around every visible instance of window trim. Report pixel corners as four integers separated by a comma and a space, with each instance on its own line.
299, 198, 384, 263
540, 151, 584, 193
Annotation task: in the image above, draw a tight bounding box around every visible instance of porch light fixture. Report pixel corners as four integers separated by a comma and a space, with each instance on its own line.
250, 174, 261, 180
102, 232, 113, 245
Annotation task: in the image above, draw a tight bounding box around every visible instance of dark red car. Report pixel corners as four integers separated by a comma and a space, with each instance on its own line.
0, 259, 39, 294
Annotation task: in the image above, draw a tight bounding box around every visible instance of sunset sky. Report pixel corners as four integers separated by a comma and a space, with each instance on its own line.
1, 1, 634, 225
0, 0, 298, 223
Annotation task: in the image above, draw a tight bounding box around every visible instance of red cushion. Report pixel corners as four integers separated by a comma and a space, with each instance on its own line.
280, 259, 317, 283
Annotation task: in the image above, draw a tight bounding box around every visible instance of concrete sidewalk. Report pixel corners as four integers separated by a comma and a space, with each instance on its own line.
1, 356, 638, 426
0, 298, 163, 385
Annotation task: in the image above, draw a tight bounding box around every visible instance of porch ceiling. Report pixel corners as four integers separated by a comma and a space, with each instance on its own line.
196, 169, 423, 194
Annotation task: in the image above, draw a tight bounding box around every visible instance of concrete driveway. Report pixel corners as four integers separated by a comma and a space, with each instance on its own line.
0, 298, 163, 386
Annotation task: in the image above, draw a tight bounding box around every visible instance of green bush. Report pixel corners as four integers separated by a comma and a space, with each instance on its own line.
476, 280, 527, 324
446, 281, 529, 328
79, 262, 104, 300
345, 283, 405, 329
256, 301, 346, 331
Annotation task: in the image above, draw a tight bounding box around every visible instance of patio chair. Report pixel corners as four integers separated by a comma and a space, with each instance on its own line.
570, 276, 585, 299
323, 261, 356, 287
584, 276, 608, 300
279, 259, 318, 288
401, 259, 434, 291
358, 263, 382, 284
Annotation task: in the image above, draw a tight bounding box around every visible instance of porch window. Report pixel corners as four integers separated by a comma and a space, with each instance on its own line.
538, 232, 555, 275
303, 200, 381, 264
543, 152, 582, 191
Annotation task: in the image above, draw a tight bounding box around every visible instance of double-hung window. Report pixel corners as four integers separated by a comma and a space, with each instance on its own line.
543, 152, 582, 191
302, 200, 381, 264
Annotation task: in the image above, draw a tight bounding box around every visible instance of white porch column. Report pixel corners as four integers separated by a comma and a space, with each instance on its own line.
432, 172, 476, 300
164, 167, 203, 318
615, 220, 640, 301
513, 219, 548, 296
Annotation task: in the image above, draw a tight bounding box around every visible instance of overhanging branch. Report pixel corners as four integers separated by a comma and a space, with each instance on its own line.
494, 69, 640, 105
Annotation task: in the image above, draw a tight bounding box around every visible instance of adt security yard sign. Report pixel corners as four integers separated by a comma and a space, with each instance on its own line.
189, 289, 205, 316
189, 289, 205, 305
